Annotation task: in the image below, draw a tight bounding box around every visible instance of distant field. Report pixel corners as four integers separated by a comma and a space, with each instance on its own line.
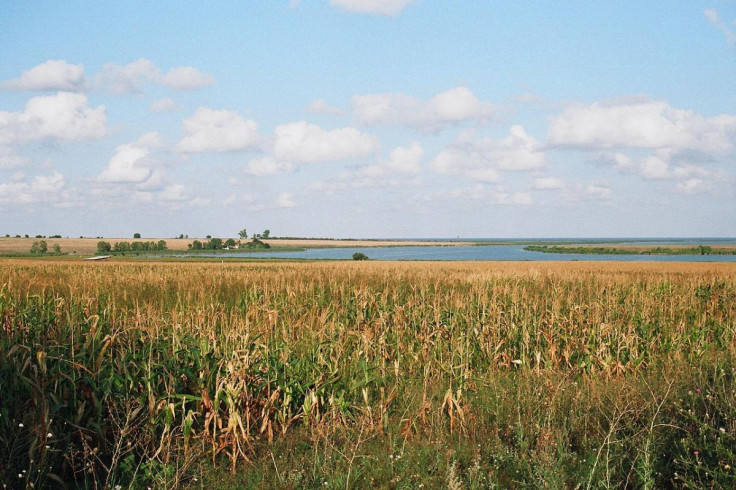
1, 259, 734, 488
0, 237, 472, 255
0, 237, 195, 254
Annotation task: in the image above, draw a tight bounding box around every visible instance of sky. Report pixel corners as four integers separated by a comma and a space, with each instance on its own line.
1, 1, 735, 239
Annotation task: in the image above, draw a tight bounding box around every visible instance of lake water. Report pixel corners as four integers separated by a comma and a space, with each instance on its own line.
198, 241, 736, 262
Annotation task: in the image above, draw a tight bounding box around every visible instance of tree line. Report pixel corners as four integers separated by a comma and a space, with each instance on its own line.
97, 240, 168, 253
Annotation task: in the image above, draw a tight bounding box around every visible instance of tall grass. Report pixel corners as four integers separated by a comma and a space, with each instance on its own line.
0, 260, 734, 487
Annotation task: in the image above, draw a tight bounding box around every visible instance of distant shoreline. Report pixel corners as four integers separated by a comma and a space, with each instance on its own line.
2, 237, 735, 258
525, 244, 736, 256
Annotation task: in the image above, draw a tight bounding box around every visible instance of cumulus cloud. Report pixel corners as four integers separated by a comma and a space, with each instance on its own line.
548, 97, 736, 154
158, 184, 188, 202
0, 146, 28, 170
0, 92, 106, 145
0, 60, 86, 92
94, 58, 158, 95
97, 133, 163, 183
157, 66, 214, 90
98, 145, 151, 183
274, 192, 296, 208
431, 125, 546, 182
601, 150, 716, 187
352, 86, 495, 132
244, 157, 294, 176
338, 141, 424, 186
134, 131, 165, 149
273, 121, 379, 162
384, 141, 423, 174
176, 108, 260, 153
329, 0, 412, 16
94, 58, 214, 94
0, 171, 66, 205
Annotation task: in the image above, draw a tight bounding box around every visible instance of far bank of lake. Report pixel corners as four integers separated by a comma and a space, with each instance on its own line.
190, 241, 736, 262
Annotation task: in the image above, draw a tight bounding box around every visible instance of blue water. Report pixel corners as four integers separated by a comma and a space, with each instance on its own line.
194, 242, 736, 262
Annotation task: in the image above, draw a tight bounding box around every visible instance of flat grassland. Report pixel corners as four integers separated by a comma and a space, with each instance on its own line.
0, 237, 471, 255
1, 259, 735, 488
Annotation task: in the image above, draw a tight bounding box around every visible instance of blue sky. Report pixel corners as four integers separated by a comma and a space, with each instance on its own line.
1, 1, 735, 238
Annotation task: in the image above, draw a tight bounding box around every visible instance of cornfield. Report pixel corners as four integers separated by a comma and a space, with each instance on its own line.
1, 259, 735, 488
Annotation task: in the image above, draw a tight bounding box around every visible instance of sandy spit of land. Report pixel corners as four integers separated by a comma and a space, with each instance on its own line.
0, 237, 474, 255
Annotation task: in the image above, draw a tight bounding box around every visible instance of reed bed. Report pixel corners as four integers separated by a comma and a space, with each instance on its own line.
0, 260, 735, 488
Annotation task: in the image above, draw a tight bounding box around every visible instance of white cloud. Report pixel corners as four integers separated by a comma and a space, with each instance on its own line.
338, 142, 424, 186
0, 146, 28, 170
0, 60, 86, 92
584, 184, 612, 200
308, 99, 345, 116
273, 121, 379, 162
94, 58, 214, 94
176, 108, 260, 153
244, 156, 294, 176
430, 125, 546, 182
532, 177, 565, 190
0, 92, 106, 145
548, 97, 736, 154
275, 192, 296, 208
97, 132, 163, 184
485, 125, 547, 171
135, 131, 164, 149
385, 141, 423, 174
0, 171, 66, 205
94, 58, 159, 95
640, 155, 671, 180
158, 66, 214, 90
602, 150, 716, 185
98, 144, 152, 183
136, 169, 167, 190
705, 9, 736, 46
352, 86, 495, 132
329, 0, 412, 16
158, 184, 188, 202
150, 98, 180, 113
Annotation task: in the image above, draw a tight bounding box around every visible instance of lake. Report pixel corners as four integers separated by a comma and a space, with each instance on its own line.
197, 242, 736, 262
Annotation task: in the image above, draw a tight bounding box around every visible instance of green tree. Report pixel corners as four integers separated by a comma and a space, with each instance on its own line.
97, 241, 112, 253
238, 229, 248, 239
191, 240, 203, 250
157, 240, 167, 251
352, 252, 369, 261
262, 229, 270, 239
30, 242, 40, 254
52, 243, 61, 254
133, 232, 141, 239
38, 240, 47, 253
224, 238, 236, 248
